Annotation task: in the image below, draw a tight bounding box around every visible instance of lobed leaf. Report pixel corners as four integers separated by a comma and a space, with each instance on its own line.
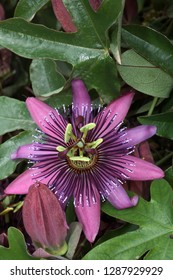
0, 0, 123, 102
0, 227, 36, 260
84, 179, 173, 260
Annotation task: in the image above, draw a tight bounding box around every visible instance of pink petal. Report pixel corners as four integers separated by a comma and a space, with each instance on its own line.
11, 143, 57, 160
71, 79, 91, 121
4, 163, 56, 195
116, 155, 164, 181
74, 186, 100, 243
4, 168, 35, 194
26, 97, 67, 138
11, 144, 35, 160
92, 92, 134, 139
106, 180, 139, 210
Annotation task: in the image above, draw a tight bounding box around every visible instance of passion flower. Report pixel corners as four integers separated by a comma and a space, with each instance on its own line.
5, 79, 164, 242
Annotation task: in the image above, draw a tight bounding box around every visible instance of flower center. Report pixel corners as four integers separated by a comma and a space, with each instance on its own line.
67, 153, 98, 171
56, 122, 103, 170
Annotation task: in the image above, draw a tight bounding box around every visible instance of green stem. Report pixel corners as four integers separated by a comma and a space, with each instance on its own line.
156, 151, 173, 166
147, 97, 158, 116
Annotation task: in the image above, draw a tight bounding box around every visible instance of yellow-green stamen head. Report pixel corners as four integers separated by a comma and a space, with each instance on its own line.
80, 123, 96, 138
56, 146, 66, 152
56, 122, 103, 170
64, 123, 73, 143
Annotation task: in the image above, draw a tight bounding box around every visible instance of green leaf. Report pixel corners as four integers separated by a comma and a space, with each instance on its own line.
30, 59, 66, 97
63, 0, 123, 47
0, 18, 102, 64
161, 94, 173, 112
129, 98, 163, 116
138, 112, 173, 140
14, 0, 49, 21
46, 90, 72, 107
0, 131, 33, 180
118, 50, 173, 97
83, 179, 173, 260
0, 96, 35, 135
65, 222, 82, 260
73, 55, 120, 103
165, 167, 173, 187
122, 25, 173, 77
0, 227, 36, 260
95, 224, 138, 246
0, 0, 123, 102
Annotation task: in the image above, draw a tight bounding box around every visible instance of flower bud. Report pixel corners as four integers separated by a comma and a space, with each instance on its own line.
22, 182, 68, 255
51, 0, 77, 32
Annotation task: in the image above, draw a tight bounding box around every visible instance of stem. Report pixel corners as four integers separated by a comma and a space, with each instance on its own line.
111, 0, 125, 64
156, 151, 173, 166
147, 97, 158, 116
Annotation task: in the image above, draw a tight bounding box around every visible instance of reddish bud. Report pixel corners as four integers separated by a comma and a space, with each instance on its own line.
22, 182, 68, 254
51, 0, 77, 32
89, 0, 102, 11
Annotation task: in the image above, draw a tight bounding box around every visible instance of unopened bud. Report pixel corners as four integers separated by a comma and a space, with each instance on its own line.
22, 182, 68, 255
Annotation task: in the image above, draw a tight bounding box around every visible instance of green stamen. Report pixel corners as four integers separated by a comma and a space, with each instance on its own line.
56, 146, 66, 152
64, 123, 72, 143
87, 138, 103, 149
80, 123, 96, 133
80, 122, 96, 139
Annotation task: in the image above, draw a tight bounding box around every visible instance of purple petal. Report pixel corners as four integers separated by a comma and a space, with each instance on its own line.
121, 125, 157, 147
106, 180, 139, 210
74, 181, 100, 242
92, 92, 134, 139
26, 97, 67, 139
113, 155, 164, 181
99, 125, 157, 156
71, 79, 91, 122
92, 168, 138, 209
